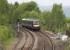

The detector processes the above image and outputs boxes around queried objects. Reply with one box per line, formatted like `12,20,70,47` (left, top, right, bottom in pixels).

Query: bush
65,38,70,50
0,25,15,46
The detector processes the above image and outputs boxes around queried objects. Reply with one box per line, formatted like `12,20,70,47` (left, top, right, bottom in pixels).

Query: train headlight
33,25,39,27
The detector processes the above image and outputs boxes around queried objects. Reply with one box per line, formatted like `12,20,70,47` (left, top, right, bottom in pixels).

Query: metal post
17,22,20,32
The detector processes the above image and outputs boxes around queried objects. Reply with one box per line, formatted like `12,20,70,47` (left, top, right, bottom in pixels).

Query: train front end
32,20,40,30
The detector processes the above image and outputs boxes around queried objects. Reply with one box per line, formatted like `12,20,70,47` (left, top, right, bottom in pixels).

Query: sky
7,0,70,6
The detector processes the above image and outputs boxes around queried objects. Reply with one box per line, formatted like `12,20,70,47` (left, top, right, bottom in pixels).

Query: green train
21,18,40,30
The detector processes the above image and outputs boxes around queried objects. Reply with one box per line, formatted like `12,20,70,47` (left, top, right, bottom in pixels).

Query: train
21,18,40,30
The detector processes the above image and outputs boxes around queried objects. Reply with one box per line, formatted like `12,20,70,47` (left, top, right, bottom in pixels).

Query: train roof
22,18,39,21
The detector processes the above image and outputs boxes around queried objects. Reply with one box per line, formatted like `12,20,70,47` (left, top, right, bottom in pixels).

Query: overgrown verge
0,25,16,49
65,38,70,50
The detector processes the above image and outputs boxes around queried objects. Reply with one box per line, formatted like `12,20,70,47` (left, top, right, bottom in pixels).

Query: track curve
13,27,55,50
22,28,41,50
21,28,35,50
28,30,43,50
39,30,54,50
13,29,28,50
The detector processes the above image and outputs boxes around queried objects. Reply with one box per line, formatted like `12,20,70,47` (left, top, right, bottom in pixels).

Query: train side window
33,21,39,25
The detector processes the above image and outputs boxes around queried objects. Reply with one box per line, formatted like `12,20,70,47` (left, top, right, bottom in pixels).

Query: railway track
43,31,65,50
24,29,54,50
28,30,43,50
23,28,42,50
13,27,38,50
13,28,28,50
39,30,54,50
29,30,54,50
21,28,35,50
13,27,56,50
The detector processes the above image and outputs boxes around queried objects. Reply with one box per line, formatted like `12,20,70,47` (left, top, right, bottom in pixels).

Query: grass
0,25,16,49
3,37,16,48
65,38,70,50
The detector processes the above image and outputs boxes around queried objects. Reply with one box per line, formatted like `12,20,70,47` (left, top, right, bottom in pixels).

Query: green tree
0,0,10,25
12,1,40,23
15,1,40,15
24,1,40,12
51,4,65,32
21,10,39,19
8,2,19,23
40,11,51,30
0,0,9,14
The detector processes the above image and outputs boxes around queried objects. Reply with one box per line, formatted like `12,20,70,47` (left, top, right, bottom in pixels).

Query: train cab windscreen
33,21,40,27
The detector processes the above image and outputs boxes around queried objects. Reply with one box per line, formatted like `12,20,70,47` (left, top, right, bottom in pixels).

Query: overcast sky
7,0,70,6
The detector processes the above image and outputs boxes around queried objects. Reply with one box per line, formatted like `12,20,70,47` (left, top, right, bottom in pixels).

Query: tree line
0,0,70,32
